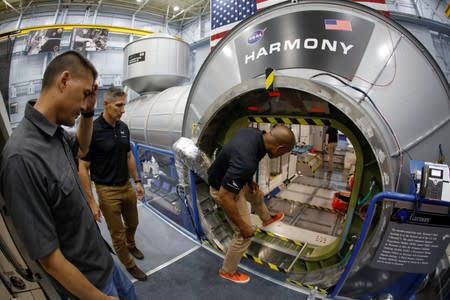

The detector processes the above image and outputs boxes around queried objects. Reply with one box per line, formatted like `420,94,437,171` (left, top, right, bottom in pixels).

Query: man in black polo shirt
0,51,138,299
79,87,147,281
208,125,295,283
325,126,338,172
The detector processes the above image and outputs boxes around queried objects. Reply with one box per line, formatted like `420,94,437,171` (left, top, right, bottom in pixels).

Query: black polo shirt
82,113,131,185
326,127,338,143
208,128,266,193
0,101,113,298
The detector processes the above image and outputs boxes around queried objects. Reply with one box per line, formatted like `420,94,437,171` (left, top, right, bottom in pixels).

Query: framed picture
26,28,63,55
70,28,109,52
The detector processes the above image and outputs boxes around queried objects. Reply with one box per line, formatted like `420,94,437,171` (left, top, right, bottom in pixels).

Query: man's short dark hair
42,50,98,90
104,86,126,100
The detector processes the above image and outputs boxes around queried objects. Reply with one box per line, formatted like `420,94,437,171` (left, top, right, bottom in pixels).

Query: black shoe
127,265,147,281
128,247,144,260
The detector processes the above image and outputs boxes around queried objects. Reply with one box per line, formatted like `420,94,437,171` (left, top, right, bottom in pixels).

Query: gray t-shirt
0,101,113,298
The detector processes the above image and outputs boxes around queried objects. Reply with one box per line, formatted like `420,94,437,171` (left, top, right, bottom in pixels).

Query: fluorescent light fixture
173,5,180,11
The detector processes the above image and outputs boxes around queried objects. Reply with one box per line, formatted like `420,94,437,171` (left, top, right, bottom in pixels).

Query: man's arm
38,248,117,300
218,187,254,238
76,115,93,158
76,84,97,159
78,159,101,221
127,151,144,200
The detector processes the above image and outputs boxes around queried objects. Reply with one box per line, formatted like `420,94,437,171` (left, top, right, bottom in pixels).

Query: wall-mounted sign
128,52,145,65
371,209,450,273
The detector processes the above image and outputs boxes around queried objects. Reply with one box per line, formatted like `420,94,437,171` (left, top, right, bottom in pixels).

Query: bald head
270,125,296,149
264,124,296,158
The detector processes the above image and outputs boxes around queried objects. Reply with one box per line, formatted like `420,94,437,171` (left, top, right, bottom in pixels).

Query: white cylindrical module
123,33,190,93
123,85,191,150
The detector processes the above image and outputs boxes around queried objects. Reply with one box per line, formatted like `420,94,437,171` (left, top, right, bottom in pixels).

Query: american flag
210,0,389,48
324,19,353,31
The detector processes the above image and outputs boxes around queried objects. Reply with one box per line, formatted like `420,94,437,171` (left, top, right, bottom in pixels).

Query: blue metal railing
331,191,450,299
130,142,203,240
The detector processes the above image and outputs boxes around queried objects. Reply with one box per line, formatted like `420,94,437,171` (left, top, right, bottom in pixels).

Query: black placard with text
234,11,374,80
371,209,450,273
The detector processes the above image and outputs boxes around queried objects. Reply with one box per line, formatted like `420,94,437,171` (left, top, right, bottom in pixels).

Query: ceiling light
173,5,180,12
137,0,143,3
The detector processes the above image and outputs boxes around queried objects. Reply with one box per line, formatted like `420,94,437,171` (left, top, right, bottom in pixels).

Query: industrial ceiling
0,0,210,25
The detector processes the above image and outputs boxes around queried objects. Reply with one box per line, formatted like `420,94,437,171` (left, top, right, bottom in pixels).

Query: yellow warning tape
265,69,275,90
243,253,288,273
202,231,295,273
248,116,331,126
287,278,328,295
203,239,287,272
255,227,303,247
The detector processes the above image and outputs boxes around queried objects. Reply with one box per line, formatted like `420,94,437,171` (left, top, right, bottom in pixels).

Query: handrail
131,142,177,179
330,191,450,298
130,142,203,240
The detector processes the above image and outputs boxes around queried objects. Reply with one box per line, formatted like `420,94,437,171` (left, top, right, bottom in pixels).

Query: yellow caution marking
287,278,329,295
265,69,275,90
248,116,331,127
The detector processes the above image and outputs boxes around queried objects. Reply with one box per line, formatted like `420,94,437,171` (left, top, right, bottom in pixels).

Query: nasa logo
247,28,266,45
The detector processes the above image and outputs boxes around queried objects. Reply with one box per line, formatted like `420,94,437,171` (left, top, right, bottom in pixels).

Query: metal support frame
330,191,450,299
131,142,204,240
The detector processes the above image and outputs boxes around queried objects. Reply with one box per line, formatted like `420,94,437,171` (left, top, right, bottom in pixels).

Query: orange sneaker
219,270,250,283
263,212,284,226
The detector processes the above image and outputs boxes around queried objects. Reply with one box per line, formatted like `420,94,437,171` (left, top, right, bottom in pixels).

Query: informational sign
128,52,146,65
371,210,450,273
234,11,374,80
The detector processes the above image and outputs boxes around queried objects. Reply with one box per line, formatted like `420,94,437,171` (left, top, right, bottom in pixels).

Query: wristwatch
81,111,95,118
134,180,142,184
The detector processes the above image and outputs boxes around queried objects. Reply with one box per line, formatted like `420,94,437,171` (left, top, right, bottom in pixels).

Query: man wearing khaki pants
79,87,147,281
208,125,295,283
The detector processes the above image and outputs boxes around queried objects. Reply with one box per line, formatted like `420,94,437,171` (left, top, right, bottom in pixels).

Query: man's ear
57,71,70,93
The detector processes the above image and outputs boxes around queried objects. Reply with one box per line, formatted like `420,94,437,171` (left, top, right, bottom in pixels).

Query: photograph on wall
26,28,63,55
70,28,109,52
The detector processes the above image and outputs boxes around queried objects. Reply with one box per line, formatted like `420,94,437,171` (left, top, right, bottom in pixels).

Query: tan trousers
210,185,271,273
328,142,337,171
95,182,138,269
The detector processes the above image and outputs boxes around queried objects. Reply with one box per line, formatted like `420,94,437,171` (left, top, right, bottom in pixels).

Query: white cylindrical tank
123,33,190,93
123,85,191,149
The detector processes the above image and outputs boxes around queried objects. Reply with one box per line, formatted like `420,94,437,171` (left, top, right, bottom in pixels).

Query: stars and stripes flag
210,0,389,48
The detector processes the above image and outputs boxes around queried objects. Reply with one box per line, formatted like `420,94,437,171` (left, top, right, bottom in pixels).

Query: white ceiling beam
169,0,203,22
2,0,20,13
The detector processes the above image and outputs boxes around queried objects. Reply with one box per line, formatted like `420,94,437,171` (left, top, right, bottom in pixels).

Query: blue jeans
63,260,140,300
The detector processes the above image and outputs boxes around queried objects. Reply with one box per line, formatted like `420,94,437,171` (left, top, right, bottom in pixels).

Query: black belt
96,180,128,187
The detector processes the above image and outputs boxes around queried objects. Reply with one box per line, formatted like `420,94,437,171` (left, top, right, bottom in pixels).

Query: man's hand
89,201,101,222
248,181,259,194
86,83,98,112
240,224,255,239
135,182,145,201
105,296,119,300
